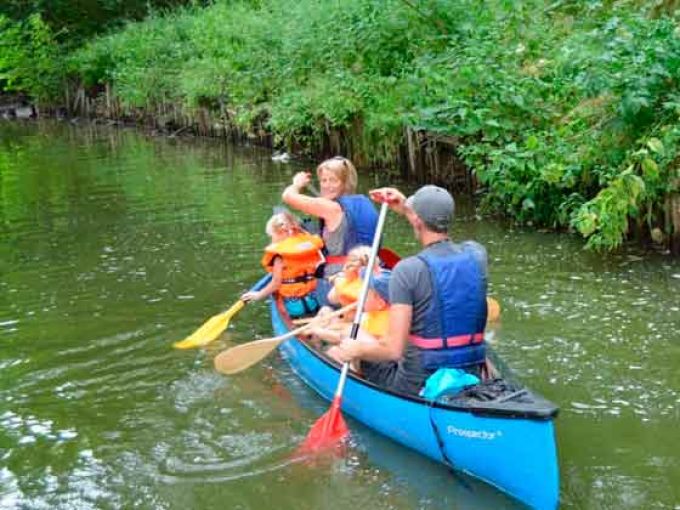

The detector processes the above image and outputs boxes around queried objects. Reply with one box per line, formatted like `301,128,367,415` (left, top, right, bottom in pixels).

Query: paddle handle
227,273,272,317
334,202,389,399
268,302,356,344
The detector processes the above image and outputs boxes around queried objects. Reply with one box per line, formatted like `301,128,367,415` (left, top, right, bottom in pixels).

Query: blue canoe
270,300,560,509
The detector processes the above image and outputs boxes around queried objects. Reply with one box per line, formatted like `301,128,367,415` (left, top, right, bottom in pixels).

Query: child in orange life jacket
326,245,372,310
310,268,391,350
241,211,324,319
311,245,373,336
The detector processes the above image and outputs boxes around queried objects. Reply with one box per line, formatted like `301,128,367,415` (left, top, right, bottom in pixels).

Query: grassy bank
2,0,679,252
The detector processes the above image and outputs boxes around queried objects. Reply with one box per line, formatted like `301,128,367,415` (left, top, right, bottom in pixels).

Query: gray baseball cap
405,185,455,232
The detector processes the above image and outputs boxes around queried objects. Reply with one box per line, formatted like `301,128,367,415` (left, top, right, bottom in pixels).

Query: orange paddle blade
487,297,501,323
297,396,349,456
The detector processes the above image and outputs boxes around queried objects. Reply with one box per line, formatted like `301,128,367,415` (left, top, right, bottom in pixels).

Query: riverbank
32,85,478,191
6,89,680,256
2,0,679,253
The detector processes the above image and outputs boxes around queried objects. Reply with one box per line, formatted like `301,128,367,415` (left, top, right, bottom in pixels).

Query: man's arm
328,303,412,363
369,187,411,217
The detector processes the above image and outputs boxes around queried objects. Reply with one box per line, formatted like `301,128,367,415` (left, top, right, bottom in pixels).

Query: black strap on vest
281,273,315,284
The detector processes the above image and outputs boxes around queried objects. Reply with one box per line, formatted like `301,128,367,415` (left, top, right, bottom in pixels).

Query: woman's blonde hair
265,210,303,237
316,156,358,195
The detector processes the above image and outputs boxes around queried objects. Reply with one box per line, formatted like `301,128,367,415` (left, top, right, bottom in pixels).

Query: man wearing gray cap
328,185,488,396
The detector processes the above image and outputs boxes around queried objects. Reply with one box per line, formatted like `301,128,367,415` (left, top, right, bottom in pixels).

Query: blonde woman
282,156,378,305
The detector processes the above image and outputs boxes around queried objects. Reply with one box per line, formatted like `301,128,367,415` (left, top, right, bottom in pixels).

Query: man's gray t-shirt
366,239,487,395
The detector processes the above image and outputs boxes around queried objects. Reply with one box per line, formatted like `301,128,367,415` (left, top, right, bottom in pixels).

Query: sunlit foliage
3,0,680,250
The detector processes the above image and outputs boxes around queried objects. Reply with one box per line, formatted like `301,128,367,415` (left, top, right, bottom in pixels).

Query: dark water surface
1,121,679,509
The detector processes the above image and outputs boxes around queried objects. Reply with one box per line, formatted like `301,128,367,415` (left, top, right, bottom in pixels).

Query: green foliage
5,0,680,250
408,1,680,249
0,13,64,100
573,127,680,249
0,0,200,42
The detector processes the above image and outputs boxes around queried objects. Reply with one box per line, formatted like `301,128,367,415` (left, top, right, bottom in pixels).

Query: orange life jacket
362,310,390,337
261,233,325,298
332,274,363,307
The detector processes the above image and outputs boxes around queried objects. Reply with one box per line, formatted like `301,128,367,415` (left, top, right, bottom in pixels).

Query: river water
1,121,678,509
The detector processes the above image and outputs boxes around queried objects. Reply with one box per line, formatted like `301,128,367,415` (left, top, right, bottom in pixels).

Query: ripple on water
0,319,20,332
0,410,78,445
170,369,233,413
0,467,22,509
148,367,302,485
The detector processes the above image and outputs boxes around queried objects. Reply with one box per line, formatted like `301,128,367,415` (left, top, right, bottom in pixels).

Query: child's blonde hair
265,210,303,237
345,245,371,269
316,156,358,195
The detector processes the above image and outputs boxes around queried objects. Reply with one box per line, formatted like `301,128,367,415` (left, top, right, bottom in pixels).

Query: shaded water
1,121,679,509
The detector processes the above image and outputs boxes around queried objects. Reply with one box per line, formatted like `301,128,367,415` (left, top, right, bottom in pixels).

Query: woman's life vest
409,250,488,370
261,233,325,298
322,195,378,265
332,273,363,307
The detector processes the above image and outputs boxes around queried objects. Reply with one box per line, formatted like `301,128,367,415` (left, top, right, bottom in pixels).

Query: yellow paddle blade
173,300,245,349
487,297,501,323
213,337,284,375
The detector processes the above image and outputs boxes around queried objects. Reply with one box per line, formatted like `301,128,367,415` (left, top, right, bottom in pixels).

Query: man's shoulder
389,254,430,303
458,240,487,257
393,254,428,276
455,240,488,274
459,239,486,251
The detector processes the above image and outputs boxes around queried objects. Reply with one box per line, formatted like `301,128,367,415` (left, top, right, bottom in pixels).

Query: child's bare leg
309,323,349,346
316,305,335,318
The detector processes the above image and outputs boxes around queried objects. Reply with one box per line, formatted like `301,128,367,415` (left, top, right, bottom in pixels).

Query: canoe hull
271,302,559,509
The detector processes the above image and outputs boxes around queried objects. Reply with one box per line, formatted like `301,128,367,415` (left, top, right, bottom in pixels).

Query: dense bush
3,0,680,250
0,13,64,101
0,0,200,42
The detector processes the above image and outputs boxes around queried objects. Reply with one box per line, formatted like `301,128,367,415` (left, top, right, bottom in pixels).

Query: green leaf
646,138,664,154
525,135,539,150
540,163,564,184
577,211,598,237
641,158,659,180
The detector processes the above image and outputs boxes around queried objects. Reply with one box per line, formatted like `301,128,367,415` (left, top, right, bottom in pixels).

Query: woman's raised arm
282,171,342,225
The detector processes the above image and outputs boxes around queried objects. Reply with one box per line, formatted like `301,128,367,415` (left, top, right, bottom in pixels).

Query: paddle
297,201,390,455
173,274,273,349
213,302,357,375
487,296,501,323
